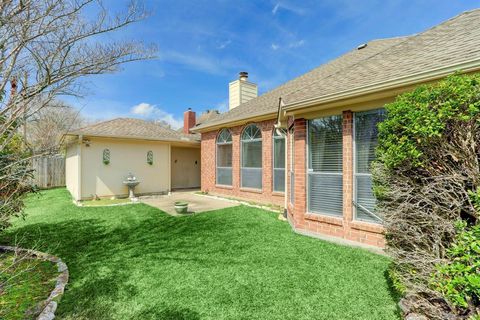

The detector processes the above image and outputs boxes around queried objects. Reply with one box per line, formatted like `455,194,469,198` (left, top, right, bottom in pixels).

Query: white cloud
272,2,306,15
131,103,183,129
215,99,228,112
270,40,304,51
217,39,232,49
288,39,305,48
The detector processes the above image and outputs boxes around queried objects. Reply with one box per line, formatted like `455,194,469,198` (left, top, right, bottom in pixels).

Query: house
65,116,201,201
192,10,480,248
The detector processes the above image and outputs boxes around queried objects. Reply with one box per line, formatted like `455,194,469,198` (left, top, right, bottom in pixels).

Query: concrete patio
140,190,239,215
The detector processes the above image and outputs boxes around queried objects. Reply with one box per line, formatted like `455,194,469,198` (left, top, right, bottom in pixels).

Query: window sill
215,184,233,190
272,191,285,196
240,187,263,194
350,221,384,234
305,213,343,226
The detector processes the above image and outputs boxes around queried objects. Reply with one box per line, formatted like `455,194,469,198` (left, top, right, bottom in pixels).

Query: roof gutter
282,58,480,112
64,133,200,145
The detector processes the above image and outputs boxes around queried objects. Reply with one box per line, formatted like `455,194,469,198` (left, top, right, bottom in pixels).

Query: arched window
216,129,232,186
273,129,286,192
241,124,262,189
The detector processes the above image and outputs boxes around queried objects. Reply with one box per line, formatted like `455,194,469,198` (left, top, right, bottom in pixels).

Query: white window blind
289,128,294,204
354,109,386,223
216,129,232,186
308,115,343,216
241,124,262,189
273,130,286,192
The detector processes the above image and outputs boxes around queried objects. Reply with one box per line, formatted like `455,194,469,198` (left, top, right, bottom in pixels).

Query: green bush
374,73,480,319
377,74,480,170
431,221,480,310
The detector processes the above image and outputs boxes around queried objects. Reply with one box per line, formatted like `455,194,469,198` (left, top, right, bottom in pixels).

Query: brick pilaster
293,118,307,228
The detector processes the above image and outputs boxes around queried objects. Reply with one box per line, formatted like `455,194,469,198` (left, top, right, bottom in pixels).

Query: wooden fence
31,155,65,189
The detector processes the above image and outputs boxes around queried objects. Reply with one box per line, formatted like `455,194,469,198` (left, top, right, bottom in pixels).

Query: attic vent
357,43,368,50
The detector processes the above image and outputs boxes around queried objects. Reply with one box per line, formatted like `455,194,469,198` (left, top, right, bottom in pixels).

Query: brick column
231,127,241,190
293,118,307,228
262,124,273,194
342,111,354,228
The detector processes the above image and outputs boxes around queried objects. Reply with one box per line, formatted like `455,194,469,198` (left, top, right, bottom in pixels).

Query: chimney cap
239,71,248,80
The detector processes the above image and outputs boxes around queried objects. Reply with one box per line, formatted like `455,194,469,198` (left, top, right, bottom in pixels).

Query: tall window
273,129,286,192
216,129,232,186
289,128,294,204
241,124,262,189
354,109,386,223
308,115,343,216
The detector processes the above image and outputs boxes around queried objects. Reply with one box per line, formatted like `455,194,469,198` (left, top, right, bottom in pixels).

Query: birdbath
123,173,140,200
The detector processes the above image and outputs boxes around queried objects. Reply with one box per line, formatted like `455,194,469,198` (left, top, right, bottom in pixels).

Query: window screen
289,128,294,204
354,109,385,223
308,115,343,216
273,130,286,192
216,129,232,186
241,124,262,189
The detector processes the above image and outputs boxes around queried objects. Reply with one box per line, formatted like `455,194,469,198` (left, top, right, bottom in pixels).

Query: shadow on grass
0,213,241,319
0,192,401,319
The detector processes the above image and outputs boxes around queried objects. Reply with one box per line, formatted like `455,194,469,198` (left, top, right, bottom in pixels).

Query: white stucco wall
65,142,80,199
79,137,171,199
171,146,201,189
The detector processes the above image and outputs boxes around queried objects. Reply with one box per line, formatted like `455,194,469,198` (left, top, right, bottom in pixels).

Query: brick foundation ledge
0,245,69,320
286,216,387,256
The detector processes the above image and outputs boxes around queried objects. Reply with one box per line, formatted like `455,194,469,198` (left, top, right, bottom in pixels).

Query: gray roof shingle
69,118,200,143
195,9,480,131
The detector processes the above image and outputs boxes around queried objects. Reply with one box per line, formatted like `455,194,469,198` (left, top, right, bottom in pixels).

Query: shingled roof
68,118,200,143
195,9,480,131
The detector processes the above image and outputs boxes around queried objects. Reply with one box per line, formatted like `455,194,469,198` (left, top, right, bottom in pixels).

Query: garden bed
0,249,58,319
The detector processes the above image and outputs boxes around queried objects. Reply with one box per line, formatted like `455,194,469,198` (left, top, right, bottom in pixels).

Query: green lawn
0,252,57,319
0,189,400,320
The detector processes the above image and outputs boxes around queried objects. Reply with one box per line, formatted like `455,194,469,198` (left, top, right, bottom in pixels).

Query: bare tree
0,0,155,230
27,100,88,154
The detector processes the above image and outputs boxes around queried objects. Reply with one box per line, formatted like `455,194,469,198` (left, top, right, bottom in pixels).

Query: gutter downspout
274,97,288,217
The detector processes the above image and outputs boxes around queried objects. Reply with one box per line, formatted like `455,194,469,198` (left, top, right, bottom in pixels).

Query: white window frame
240,124,262,189
353,109,385,224
289,127,294,204
306,115,343,217
216,128,233,186
272,129,286,193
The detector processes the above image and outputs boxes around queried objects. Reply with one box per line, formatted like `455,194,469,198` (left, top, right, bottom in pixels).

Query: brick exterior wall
201,113,385,248
201,119,284,206
286,113,385,248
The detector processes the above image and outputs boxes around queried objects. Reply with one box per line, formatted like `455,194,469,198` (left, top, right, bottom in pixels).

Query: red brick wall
201,119,284,206
287,113,385,248
201,114,385,248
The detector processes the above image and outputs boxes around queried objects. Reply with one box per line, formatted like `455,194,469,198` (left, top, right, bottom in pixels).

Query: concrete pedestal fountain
123,173,140,201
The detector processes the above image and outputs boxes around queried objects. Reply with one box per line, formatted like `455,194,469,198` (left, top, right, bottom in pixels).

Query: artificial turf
0,188,400,319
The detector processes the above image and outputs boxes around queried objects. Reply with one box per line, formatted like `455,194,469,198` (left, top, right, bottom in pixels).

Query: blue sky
67,0,480,128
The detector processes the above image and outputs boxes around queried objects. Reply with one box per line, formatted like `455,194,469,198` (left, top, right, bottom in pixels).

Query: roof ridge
283,37,411,103
73,117,125,133
284,9,479,103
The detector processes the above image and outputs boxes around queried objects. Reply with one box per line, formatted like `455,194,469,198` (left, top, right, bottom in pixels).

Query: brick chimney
183,108,196,134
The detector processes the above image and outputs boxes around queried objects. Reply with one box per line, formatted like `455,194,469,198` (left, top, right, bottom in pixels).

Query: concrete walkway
140,190,239,216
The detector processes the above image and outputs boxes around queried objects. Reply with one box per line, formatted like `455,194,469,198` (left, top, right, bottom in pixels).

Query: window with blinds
308,115,343,216
354,109,386,223
241,124,262,189
216,129,232,186
273,129,286,192
289,128,294,204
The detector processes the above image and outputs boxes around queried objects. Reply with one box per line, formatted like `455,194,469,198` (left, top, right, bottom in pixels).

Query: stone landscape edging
0,245,69,320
